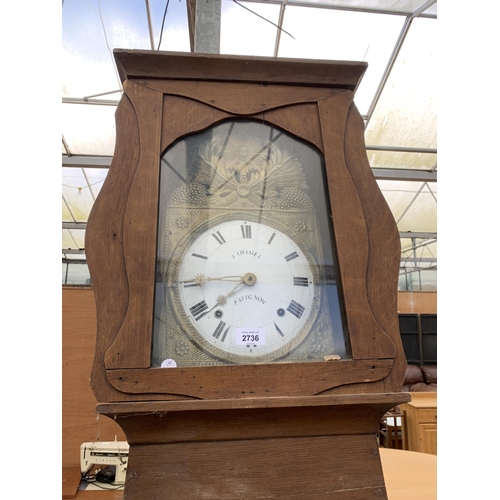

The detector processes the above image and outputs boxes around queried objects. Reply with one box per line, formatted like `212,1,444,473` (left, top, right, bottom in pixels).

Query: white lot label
235,328,266,345
161,359,177,368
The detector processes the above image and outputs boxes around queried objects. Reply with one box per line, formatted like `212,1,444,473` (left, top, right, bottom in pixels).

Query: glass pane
399,268,437,291
285,1,437,16
62,0,189,98
84,168,108,199
62,262,68,284
220,0,281,57
368,150,437,170
62,167,96,222
65,262,92,285
62,229,86,251
152,119,348,367
365,17,437,149
377,180,437,232
401,237,437,261
62,199,73,223
62,104,117,156
278,7,405,115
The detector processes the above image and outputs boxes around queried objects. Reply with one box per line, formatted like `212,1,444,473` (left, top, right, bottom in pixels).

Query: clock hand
180,274,245,286
207,272,257,311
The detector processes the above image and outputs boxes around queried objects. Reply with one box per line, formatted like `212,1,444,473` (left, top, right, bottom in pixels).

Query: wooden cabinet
401,392,437,455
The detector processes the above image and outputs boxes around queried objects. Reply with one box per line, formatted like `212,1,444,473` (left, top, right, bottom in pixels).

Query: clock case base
98,393,410,499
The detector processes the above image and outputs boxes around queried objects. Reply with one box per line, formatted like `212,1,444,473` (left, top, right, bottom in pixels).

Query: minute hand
180,275,244,285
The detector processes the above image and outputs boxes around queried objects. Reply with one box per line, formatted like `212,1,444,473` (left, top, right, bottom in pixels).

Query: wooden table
380,448,437,500
63,448,436,500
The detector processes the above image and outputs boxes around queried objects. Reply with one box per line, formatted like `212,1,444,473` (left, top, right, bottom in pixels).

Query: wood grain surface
106,359,393,397
85,50,406,404
113,49,367,91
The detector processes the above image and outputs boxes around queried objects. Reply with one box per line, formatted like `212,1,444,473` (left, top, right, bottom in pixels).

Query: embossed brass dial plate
152,120,348,367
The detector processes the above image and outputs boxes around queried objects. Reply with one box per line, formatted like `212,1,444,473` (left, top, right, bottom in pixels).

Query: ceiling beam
412,0,437,18
63,221,436,242
63,97,120,106
242,0,436,19
372,168,436,182
399,232,436,239
365,15,413,127
62,155,437,181
401,257,436,263
62,156,111,168
63,222,88,230
366,145,436,154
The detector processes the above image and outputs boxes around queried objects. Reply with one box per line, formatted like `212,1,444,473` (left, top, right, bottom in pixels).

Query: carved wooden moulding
86,49,408,403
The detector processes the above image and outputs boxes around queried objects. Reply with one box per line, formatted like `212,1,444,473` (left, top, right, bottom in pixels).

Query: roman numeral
189,300,209,321
268,232,276,245
192,253,208,259
287,300,305,319
293,277,309,287
285,251,299,262
274,322,284,337
241,225,252,238
212,321,228,340
212,231,226,245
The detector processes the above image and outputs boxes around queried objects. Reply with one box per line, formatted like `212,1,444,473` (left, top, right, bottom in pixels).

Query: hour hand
207,272,258,311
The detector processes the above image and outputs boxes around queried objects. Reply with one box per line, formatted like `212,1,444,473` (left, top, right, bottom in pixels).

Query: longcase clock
86,49,410,499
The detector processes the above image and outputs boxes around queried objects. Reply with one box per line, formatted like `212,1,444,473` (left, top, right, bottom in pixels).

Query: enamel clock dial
152,119,348,367
177,219,315,358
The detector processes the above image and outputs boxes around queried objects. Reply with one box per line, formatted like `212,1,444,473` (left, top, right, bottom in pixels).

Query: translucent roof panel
84,168,109,199
61,0,437,279
62,103,117,156
62,0,190,98
365,17,436,149
400,238,437,261
279,1,436,16
220,0,281,57
62,228,86,251
378,180,437,233
62,167,98,222
278,5,405,115
368,150,437,170
62,198,73,223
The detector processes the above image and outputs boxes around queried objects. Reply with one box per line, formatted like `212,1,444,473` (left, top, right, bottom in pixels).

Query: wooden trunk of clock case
124,436,387,500
97,393,404,500
84,51,410,500
86,72,405,403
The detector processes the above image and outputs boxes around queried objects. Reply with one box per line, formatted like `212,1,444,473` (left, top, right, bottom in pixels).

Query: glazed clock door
152,119,349,367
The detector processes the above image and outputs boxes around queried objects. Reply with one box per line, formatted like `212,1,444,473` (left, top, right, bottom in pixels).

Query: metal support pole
194,0,221,53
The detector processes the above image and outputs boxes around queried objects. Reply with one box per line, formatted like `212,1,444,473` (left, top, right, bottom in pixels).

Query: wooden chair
378,407,406,450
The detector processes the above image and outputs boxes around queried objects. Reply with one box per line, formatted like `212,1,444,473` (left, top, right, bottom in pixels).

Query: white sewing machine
80,440,129,484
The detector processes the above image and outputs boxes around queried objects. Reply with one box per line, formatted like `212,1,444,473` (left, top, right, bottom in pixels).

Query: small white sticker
235,328,266,345
161,359,177,368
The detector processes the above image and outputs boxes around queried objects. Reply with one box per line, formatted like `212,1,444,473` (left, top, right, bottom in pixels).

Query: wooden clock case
86,49,410,499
